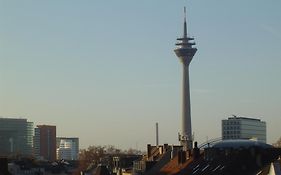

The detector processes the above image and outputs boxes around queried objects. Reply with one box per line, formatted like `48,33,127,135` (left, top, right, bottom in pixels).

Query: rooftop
226,116,262,122
212,139,273,149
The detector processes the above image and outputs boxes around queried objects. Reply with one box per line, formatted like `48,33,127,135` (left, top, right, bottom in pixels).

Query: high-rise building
174,7,197,150
34,125,56,161
56,137,79,160
0,118,33,156
222,116,266,143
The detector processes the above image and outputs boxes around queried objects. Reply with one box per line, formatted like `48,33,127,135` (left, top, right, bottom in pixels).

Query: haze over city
1,0,281,150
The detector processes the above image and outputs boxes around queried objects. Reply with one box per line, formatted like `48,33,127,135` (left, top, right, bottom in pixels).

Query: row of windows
223,131,240,134
223,126,240,130
223,121,240,125
223,135,241,139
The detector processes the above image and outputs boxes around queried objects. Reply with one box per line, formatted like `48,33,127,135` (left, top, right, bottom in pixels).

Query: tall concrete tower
174,7,197,150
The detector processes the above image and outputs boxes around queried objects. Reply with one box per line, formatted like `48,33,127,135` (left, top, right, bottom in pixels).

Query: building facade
0,118,33,156
222,116,266,143
34,125,56,161
56,137,79,160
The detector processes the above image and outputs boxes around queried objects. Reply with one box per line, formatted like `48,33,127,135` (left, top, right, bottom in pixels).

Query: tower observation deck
174,7,197,150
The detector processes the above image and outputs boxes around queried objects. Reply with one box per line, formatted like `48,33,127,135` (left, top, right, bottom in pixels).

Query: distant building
56,137,79,160
112,154,142,174
222,116,266,143
0,118,33,156
34,125,56,161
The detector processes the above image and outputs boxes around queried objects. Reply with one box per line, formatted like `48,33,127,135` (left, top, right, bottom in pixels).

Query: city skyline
1,1,281,150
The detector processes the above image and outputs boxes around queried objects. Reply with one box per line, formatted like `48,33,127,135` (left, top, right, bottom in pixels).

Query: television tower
174,7,197,150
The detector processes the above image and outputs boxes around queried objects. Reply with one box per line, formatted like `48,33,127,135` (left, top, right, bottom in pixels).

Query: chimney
147,144,151,158
156,122,159,146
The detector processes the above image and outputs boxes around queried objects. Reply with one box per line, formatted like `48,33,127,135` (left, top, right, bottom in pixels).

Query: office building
0,118,33,156
56,137,79,160
34,125,56,161
222,116,266,143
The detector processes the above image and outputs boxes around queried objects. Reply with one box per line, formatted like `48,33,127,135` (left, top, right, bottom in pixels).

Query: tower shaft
182,63,192,149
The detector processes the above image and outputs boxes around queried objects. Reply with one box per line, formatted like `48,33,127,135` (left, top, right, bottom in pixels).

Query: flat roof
212,139,272,149
227,116,261,121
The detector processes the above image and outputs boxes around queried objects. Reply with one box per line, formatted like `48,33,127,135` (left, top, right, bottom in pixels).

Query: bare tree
105,145,121,155
124,148,143,155
73,145,143,174
73,145,124,174
273,137,281,147
73,145,106,174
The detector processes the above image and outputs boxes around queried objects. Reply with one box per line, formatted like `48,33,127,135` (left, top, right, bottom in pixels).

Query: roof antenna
184,6,186,21
183,6,187,38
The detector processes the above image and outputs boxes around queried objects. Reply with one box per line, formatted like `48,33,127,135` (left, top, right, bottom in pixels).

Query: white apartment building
222,116,266,143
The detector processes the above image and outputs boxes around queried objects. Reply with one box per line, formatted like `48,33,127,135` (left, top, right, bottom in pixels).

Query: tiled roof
158,155,194,175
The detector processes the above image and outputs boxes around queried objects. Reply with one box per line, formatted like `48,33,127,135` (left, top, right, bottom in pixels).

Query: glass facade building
56,137,79,160
0,118,33,156
222,116,266,143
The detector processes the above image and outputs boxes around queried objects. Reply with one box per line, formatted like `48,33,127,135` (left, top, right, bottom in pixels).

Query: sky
1,0,281,150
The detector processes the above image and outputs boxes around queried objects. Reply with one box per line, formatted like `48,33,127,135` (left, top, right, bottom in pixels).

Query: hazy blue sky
1,0,281,150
